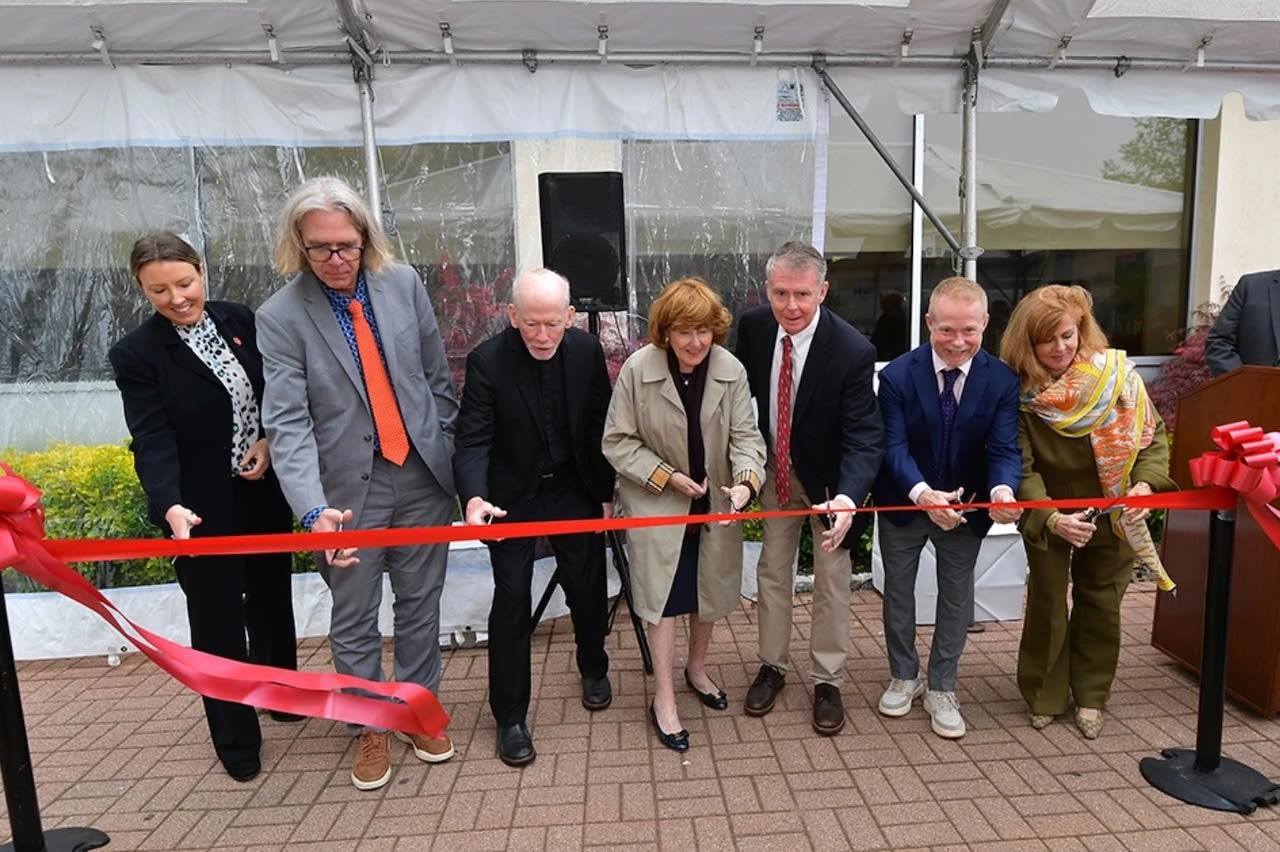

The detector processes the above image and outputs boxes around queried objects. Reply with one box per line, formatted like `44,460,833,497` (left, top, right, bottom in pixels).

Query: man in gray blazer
257,176,458,791
1205,269,1280,375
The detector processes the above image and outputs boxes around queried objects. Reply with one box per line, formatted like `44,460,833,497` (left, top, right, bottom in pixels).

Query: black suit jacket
108,300,289,535
1205,269,1280,376
453,326,615,508
735,304,884,545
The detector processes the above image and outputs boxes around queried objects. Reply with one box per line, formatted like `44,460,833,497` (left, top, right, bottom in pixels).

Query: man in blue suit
872,276,1023,739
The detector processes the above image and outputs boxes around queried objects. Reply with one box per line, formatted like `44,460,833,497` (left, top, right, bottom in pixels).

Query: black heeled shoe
649,704,689,752
684,669,728,710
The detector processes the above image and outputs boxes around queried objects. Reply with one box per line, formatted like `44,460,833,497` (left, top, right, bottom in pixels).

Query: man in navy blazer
736,241,884,736
872,276,1022,739
1205,269,1280,375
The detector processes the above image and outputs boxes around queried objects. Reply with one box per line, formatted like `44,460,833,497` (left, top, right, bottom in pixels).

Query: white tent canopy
2,0,1280,156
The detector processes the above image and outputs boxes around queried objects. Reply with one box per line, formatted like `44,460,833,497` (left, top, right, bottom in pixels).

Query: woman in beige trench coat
603,278,766,752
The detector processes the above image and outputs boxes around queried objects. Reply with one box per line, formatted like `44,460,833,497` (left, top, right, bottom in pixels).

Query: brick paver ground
6,581,1280,850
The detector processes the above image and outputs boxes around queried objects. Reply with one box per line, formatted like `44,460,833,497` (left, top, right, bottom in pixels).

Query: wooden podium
1152,366,1280,715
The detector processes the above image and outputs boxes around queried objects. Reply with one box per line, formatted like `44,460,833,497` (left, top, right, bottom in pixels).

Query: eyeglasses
305,244,364,262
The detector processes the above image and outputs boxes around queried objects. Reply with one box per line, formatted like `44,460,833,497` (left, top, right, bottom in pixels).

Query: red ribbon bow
0,463,449,738
1187,420,1280,550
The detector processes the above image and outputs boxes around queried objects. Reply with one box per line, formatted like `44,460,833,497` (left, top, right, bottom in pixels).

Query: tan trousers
755,460,852,686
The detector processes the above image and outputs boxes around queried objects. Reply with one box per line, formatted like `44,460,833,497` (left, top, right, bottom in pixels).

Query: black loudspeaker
538,171,627,311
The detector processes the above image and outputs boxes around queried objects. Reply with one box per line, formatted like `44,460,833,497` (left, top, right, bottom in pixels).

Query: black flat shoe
684,669,728,710
497,722,536,767
222,758,261,782
649,704,689,752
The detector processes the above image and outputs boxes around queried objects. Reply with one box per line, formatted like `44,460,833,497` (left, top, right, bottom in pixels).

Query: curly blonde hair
999,284,1109,391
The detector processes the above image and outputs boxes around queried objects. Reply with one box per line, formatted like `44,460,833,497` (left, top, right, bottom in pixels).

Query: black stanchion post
1140,508,1280,813
0,584,109,851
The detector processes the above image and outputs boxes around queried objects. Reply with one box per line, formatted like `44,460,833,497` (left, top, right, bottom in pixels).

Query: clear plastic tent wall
0,63,819,454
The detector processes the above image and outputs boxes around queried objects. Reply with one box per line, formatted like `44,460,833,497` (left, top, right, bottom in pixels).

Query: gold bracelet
1046,511,1062,534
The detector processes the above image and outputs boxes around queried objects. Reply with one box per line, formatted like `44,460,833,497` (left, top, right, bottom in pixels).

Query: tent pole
961,38,982,279
813,60,960,255
357,71,382,221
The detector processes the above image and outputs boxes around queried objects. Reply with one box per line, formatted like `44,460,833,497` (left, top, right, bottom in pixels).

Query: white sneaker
878,677,924,717
923,690,966,739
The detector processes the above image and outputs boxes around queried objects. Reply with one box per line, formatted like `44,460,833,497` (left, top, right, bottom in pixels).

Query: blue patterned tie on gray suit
937,368,960,490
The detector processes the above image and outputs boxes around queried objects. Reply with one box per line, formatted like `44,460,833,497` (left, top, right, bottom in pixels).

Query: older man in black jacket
454,268,616,767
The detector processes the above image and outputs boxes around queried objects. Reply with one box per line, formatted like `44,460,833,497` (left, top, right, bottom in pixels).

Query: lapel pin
232,336,242,346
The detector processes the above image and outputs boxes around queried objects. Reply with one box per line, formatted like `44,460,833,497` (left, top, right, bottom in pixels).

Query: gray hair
272,176,394,275
765,240,827,282
511,268,571,310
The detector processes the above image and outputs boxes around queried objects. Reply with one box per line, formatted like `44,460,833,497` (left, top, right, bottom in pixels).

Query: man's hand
237,438,271,481
314,507,358,567
989,486,1022,525
602,502,614,519
464,496,508,526
917,487,964,531
164,503,202,540
814,494,855,551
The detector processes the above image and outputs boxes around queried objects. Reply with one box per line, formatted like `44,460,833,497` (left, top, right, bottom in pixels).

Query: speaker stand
532,530,653,674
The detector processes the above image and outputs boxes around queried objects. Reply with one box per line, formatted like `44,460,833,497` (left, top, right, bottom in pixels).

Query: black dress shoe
744,664,785,717
497,723,536,767
684,669,728,710
268,710,306,723
222,758,261,782
649,704,689,752
581,675,613,711
812,683,846,736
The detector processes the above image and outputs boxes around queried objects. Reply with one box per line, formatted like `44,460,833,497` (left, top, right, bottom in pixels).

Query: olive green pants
1017,527,1132,715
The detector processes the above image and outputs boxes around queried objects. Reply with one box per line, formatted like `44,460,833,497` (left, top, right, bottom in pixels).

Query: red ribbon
0,464,449,738
1187,420,1280,550
0,453,1245,738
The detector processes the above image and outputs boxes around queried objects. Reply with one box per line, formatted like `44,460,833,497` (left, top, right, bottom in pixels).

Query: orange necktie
775,334,794,506
348,300,410,466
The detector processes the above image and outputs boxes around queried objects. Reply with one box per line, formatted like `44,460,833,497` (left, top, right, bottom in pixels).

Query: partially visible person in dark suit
454,268,616,768
1205,269,1280,375
1000,284,1176,739
735,241,884,736
872,276,1022,740
109,232,299,783
870,290,909,362
604,277,766,752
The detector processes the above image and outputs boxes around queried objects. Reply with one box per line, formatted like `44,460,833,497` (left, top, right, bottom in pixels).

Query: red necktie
348,300,410,466
775,335,794,506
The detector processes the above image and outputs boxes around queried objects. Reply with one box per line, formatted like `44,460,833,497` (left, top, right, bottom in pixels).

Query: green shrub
1,443,314,592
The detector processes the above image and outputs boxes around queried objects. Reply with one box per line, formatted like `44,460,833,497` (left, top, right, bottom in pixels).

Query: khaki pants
755,460,853,686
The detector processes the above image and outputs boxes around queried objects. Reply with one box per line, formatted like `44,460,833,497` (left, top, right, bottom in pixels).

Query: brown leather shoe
744,664,786,717
812,683,845,735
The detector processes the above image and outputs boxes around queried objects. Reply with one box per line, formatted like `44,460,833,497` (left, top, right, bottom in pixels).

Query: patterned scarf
1022,349,1171,588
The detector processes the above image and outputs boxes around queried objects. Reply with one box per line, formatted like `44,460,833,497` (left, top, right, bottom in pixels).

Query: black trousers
174,475,297,769
487,472,609,726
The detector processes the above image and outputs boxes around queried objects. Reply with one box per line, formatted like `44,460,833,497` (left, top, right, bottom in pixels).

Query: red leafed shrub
428,253,513,393
1148,277,1232,431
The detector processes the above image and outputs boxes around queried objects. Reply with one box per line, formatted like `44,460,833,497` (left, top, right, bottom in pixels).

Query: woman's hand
1052,510,1097,549
716,483,752,525
668,473,708,499
237,438,270,480
1123,481,1153,522
164,503,202,539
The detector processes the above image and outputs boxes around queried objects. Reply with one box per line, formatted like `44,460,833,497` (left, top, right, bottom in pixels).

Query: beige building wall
511,139,620,276
1195,93,1280,311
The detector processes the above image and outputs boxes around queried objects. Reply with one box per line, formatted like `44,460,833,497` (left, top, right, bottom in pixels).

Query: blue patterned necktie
937,368,961,490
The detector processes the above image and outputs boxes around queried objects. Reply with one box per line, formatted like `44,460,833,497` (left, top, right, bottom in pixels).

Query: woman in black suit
109,233,299,782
